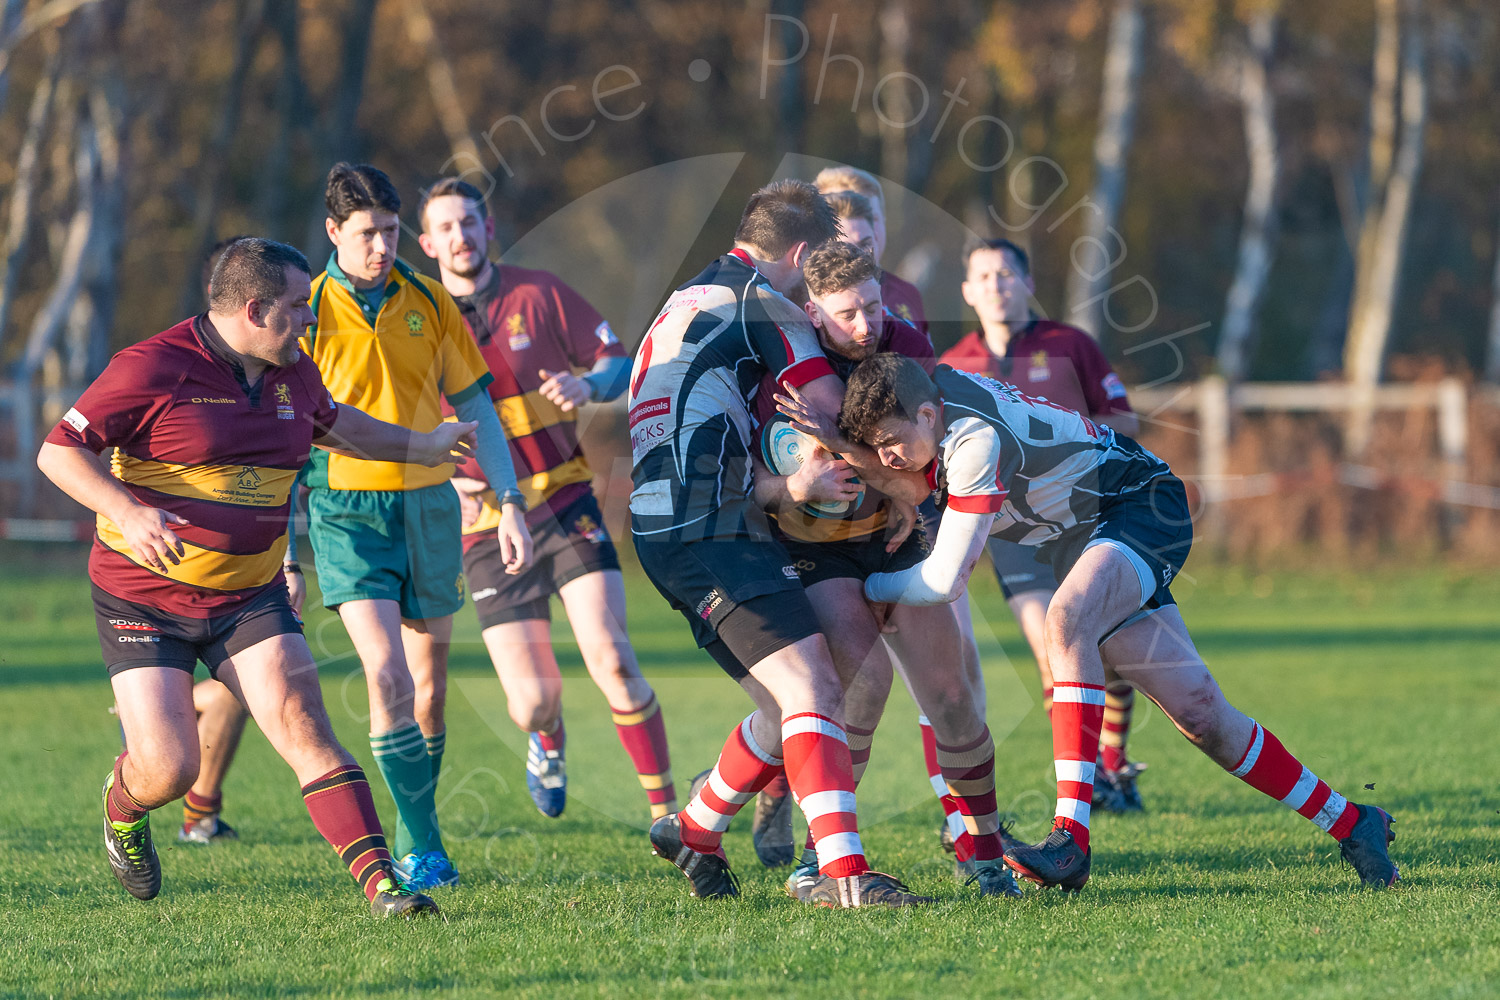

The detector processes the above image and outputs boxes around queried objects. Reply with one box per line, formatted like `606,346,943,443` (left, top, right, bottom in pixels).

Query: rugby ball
760,415,864,518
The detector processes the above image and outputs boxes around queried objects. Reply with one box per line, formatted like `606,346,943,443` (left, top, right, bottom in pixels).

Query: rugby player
833,354,1400,891
812,164,928,336
301,163,533,892
630,180,931,907
941,238,1146,812
37,238,449,916
767,242,1023,899
417,178,675,822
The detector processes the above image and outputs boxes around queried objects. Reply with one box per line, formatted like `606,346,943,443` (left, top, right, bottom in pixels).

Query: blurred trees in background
1,0,1499,515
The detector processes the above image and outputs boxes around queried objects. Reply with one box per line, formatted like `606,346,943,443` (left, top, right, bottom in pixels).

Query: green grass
2,545,1498,999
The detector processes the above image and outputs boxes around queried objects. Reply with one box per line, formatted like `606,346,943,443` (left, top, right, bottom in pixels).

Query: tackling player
417,178,675,823
942,238,1146,811
630,180,931,907
37,238,453,916
834,354,1400,891
301,163,533,892
767,242,1023,899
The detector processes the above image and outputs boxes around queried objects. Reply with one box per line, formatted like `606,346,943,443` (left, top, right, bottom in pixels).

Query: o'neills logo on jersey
628,397,672,460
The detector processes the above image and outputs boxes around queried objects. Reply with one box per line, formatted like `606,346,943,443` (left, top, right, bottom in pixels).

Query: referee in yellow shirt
299,163,532,891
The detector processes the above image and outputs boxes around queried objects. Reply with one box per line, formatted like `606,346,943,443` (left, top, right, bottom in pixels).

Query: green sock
426,729,446,784
370,724,442,858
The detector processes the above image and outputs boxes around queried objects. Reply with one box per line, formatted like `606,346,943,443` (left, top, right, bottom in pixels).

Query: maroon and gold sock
183,789,221,828
300,764,399,901
537,718,565,754
611,695,677,820
106,752,149,824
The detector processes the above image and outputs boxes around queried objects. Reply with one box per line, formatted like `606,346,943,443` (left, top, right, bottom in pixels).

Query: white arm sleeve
864,509,993,605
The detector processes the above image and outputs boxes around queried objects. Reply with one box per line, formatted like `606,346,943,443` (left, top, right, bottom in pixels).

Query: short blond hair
814,165,884,210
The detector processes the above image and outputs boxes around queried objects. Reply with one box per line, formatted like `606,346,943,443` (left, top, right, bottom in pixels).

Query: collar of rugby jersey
191,312,264,405
453,259,503,345
324,251,399,321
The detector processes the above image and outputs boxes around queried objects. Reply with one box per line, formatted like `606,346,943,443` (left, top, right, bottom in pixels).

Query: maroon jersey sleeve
45,345,178,453
1068,330,1133,417
548,275,625,369
885,312,937,375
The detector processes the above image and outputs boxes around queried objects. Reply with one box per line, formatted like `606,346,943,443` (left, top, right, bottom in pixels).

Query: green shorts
306,483,466,621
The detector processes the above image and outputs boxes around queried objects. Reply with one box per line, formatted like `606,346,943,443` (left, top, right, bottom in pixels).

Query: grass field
2,545,1498,999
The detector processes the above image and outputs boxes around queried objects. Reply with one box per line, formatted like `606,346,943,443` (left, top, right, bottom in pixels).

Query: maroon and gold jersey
880,271,928,340
448,264,625,540
940,321,1133,420
45,316,338,617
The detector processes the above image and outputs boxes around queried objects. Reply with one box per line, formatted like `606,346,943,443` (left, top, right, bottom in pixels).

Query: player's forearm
453,393,522,502
312,404,420,462
36,442,143,525
864,509,991,605
751,457,797,513
581,355,630,403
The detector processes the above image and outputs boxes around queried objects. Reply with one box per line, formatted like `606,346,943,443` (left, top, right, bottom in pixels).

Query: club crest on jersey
1028,350,1050,381
894,304,912,322
506,313,531,351
572,514,607,544
275,382,295,418
405,310,426,335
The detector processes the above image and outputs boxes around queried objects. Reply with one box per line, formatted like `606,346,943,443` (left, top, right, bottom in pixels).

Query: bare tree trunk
303,0,378,259
0,0,27,112
877,0,911,189
0,36,62,348
255,0,307,240
1487,196,1500,382
771,0,806,155
400,0,481,173
176,0,267,320
1064,0,1144,340
1344,0,1427,455
1217,9,1281,384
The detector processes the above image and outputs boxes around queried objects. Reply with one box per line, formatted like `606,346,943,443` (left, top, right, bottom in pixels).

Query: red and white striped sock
937,728,1003,861
920,715,972,860
679,715,783,854
799,724,874,859
783,712,867,878
1228,721,1359,839
1052,682,1106,852
1101,682,1135,772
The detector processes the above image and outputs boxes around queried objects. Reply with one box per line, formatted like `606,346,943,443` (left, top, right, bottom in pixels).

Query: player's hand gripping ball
761,415,865,518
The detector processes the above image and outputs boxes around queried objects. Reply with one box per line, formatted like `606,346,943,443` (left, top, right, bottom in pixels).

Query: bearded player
631,180,932,907
417,177,676,824
831,354,1399,892
765,242,1024,899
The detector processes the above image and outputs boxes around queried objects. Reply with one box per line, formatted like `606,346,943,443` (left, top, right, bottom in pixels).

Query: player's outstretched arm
36,441,189,573
312,405,479,467
864,509,991,606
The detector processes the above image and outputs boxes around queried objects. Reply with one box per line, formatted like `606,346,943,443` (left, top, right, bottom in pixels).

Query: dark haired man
830,353,1399,892
417,178,676,824
37,237,469,916
630,180,931,907
300,163,533,891
943,238,1146,811
767,243,1023,899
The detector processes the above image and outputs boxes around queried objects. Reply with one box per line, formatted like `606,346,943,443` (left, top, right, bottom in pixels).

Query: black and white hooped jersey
628,250,834,539
929,365,1171,546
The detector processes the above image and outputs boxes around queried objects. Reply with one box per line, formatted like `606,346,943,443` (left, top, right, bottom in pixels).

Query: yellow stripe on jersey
496,390,577,439
97,517,288,591
303,264,492,492
113,454,298,509
461,456,595,536
772,507,890,544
